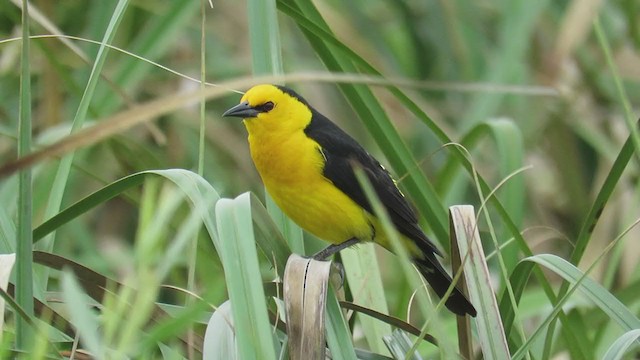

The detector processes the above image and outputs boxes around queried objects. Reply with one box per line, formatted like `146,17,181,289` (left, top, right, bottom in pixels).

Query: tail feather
414,256,477,317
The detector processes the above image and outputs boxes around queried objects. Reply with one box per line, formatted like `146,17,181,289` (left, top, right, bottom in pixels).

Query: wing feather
304,109,440,256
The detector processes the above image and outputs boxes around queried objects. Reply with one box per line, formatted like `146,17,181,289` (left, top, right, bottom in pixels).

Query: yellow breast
247,131,372,244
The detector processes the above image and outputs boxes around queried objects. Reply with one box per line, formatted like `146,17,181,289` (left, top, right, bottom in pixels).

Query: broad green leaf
215,193,278,359
204,301,238,360
248,192,291,276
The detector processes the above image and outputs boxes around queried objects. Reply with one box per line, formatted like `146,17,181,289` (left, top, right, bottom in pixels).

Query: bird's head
223,84,312,136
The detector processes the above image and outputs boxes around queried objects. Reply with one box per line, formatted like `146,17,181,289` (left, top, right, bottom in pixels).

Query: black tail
414,256,477,317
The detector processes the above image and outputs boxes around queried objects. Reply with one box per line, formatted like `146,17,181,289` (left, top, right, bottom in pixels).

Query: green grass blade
248,192,291,276
601,329,640,360
34,169,221,252
0,186,17,254
247,0,283,76
462,0,550,128
437,119,525,272
499,260,533,350
511,254,640,360
325,285,357,360
203,300,239,360
450,206,510,360
530,254,640,331
383,330,424,360
61,270,105,359
94,1,199,113
139,296,212,354
593,18,640,162
43,0,129,224
215,193,278,359
37,0,130,301
541,17,640,360
0,254,16,336
16,0,34,348
342,245,391,355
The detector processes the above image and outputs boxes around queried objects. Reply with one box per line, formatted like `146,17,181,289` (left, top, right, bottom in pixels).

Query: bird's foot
311,237,360,261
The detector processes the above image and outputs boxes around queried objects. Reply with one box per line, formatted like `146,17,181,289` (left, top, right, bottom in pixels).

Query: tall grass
0,0,638,358
16,0,33,349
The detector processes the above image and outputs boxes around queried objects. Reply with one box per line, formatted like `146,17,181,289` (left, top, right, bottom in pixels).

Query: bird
223,84,476,317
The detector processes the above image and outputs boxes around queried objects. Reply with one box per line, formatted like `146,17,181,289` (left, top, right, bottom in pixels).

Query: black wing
304,108,441,257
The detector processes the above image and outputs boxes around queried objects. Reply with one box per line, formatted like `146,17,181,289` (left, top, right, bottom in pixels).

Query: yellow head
222,84,312,136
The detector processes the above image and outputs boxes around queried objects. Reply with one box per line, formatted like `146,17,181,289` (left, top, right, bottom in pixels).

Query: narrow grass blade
61,270,105,359
354,348,394,360
437,120,526,264
462,0,550,128
41,0,130,244
37,0,130,307
0,206,16,257
5,287,73,342
138,295,211,355
499,261,533,350
594,18,640,162
325,284,357,360
215,193,278,359
383,330,424,360
526,254,640,331
338,301,436,346
0,254,16,337
33,169,221,252
601,329,640,360
33,251,112,302
94,1,199,113
569,114,639,258
248,192,291,276
16,0,34,347
35,251,203,353
342,245,392,355
450,206,509,360
511,254,640,360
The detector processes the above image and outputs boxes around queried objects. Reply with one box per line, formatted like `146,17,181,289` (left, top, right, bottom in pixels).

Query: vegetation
0,0,638,358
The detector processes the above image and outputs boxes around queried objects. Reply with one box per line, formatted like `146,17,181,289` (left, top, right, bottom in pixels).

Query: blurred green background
0,0,639,358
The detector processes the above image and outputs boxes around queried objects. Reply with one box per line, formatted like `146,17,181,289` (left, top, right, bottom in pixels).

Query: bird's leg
312,237,360,261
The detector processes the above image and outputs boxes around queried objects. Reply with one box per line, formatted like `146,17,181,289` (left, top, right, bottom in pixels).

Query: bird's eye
256,101,275,113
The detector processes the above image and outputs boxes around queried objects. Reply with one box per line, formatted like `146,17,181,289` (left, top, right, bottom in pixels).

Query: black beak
222,101,259,118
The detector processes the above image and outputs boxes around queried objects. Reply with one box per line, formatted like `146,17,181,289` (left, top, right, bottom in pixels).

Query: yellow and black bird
223,84,476,317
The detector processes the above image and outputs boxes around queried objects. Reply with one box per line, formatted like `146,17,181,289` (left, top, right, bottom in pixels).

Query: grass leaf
601,329,640,360
61,270,105,359
215,193,278,359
